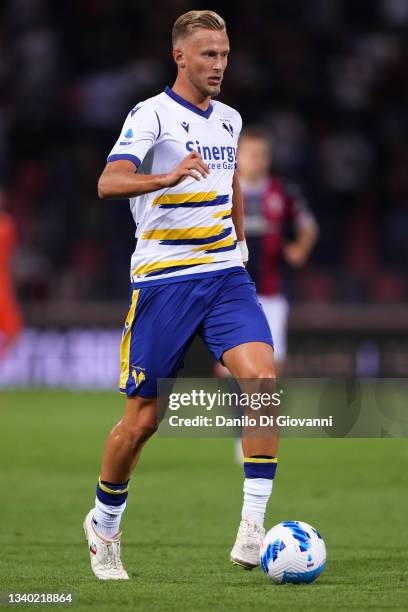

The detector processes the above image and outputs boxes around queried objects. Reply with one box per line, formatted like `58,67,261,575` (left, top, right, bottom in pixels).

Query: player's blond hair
172,10,226,46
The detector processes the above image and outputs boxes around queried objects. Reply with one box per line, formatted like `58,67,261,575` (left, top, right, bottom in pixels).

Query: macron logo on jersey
186,140,237,163
181,121,189,133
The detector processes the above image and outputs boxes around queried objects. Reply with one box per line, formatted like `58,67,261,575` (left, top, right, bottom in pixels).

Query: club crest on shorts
131,366,146,387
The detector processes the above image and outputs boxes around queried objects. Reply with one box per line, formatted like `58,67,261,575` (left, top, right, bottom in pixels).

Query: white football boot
230,519,265,570
83,510,129,580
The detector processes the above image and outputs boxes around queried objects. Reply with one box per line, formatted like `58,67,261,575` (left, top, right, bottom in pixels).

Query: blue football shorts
119,267,273,398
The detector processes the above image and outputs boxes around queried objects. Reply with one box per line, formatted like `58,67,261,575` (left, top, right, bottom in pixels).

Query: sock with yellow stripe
92,477,129,540
242,456,277,527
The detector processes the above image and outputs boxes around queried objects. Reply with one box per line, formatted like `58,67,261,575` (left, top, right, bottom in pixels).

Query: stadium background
1,0,408,386
0,2,407,610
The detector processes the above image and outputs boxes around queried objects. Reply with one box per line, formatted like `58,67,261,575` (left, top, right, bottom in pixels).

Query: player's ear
172,48,186,69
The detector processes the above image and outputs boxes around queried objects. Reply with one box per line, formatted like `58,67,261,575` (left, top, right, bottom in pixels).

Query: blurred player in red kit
239,129,318,369
217,128,318,376
0,189,23,358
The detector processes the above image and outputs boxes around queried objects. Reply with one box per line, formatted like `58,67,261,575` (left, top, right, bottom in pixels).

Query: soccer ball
259,521,326,584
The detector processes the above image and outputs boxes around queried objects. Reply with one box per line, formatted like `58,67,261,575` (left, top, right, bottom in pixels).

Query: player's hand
164,151,210,186
282,242,308,267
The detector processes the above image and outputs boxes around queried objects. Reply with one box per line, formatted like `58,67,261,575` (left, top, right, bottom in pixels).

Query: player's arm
231,170,248,263
98,152,209,200
283,220,318,268
282,183,319,267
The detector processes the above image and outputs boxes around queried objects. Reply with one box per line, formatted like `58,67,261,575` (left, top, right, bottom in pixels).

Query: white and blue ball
260,521,326,584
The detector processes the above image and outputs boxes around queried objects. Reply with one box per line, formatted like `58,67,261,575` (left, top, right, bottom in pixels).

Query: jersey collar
164,86,214,119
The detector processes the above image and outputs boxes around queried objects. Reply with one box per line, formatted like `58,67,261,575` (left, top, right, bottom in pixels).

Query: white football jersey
107,87,243,284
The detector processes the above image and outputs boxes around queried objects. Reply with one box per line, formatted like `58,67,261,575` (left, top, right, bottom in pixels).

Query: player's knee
241,365,276,379
254,369,276,379
122,397,158,443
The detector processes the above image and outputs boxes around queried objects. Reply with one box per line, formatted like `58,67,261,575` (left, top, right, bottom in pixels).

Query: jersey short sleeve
107,102,161,169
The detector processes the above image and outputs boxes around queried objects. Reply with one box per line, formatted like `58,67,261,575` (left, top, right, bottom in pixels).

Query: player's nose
212,58,223,71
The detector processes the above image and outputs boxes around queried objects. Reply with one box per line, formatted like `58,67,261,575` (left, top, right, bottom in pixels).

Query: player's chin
205,83,222,98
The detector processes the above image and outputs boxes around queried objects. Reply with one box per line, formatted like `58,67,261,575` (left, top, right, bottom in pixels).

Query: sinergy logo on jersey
186,140,237,170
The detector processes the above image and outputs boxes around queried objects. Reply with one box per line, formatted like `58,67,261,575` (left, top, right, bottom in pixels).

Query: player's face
178,29,230,98
237,137,271,181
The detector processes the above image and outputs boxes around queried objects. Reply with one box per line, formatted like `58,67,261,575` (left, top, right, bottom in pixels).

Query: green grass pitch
0,390,407,611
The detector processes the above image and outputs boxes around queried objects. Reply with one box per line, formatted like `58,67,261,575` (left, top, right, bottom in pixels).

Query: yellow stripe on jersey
152,191,218,206
119,288,139,390
132,257,215,276
141,225,224,241
192,237,235,252
243,457,278,463
213,208,232,219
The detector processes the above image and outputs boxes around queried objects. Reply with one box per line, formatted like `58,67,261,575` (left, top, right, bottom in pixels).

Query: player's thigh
119,282,205,398
200,268,274,371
